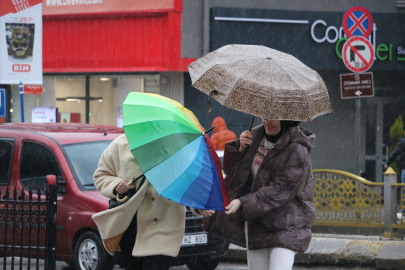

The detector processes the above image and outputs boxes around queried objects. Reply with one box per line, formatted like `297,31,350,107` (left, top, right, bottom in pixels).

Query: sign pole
355,98,361,174
19,81,24,123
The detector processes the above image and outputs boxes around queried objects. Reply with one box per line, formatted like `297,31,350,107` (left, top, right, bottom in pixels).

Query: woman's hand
115,181,135,195
239,131,252,152
199,210,215,217
225,199,241,215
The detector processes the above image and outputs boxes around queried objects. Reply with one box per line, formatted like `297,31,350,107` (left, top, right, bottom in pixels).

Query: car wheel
74,231,114,270
186,257,221,270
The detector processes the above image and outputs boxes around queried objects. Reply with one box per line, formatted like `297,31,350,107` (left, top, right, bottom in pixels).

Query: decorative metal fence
313,169,384,227
0,185,57,270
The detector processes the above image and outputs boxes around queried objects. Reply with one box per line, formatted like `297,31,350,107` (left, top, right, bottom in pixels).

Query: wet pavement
0,258,377,270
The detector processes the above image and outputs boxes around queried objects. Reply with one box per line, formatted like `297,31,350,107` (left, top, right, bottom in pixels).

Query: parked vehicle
0,123,228,270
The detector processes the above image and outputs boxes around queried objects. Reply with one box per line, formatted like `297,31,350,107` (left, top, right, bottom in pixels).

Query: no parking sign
343,6,373,38
343,36,374,73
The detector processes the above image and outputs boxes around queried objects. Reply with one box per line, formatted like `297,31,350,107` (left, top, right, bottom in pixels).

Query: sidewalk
224,234,405,270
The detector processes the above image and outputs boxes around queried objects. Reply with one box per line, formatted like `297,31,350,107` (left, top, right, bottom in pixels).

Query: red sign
24,85,44,95
42,0,175,16
342,36,374,73
342,6,373,38
0,0,42,16
340,72,374,99
12,64,31,72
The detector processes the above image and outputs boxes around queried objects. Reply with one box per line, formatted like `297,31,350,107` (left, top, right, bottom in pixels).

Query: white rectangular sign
32,107,56,123
0,0,43,84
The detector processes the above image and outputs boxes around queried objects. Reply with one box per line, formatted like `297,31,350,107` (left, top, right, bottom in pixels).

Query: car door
17,133,69,257
0,136,17,251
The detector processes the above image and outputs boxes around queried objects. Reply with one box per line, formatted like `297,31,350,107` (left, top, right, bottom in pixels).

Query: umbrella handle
115,182,135,203
249,116,255,131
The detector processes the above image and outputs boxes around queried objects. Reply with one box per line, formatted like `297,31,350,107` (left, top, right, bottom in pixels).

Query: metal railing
313,169,405,237
313,169,384,227
0,185,57,270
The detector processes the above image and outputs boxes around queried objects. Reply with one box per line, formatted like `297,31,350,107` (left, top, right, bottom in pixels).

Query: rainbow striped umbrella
123,92,229,210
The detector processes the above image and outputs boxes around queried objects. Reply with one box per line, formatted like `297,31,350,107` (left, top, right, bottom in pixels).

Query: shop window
20,141,62,192
0,139,15,185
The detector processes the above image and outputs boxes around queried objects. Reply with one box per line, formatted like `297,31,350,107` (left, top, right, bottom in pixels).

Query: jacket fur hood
256,125,315,153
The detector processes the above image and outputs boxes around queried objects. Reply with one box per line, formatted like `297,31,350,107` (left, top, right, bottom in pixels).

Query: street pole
355,98,361,174
383,167,399,239
19,81,24,123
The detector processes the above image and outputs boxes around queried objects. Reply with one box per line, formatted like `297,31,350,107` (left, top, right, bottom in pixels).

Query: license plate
181,233,207,246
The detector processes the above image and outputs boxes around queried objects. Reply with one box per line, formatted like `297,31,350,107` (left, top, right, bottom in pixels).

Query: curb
224,235,405,269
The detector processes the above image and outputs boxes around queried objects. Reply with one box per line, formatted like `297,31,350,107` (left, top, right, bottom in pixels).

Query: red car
0,123,229,270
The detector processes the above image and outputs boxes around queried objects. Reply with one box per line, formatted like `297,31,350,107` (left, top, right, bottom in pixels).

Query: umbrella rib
156,136,203,195
124,104,201,133
143,135,201,174
223,59,271,106
178,139,216,209
194,56,268,85
269,60,313,119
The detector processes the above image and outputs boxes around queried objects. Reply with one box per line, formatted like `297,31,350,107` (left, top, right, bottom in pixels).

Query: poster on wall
32,107,56,123
0,0,42,84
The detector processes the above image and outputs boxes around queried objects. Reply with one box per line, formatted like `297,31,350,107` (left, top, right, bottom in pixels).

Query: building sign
342,6,373,38
0,0,42,85
211,8,405,71
32,107,56,123
24,84,44,94
340,72,374,99
42,0,174,16
342,36,374,73
0,88,6,118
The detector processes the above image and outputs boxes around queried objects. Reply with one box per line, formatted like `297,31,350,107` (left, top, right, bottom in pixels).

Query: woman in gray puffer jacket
200,119,315,270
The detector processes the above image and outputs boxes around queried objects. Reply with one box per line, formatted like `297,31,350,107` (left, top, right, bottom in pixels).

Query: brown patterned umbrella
188,44,333,122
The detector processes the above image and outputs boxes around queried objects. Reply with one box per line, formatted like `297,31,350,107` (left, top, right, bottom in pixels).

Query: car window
63,140,112,188
20,141,62,192
0,139,15,186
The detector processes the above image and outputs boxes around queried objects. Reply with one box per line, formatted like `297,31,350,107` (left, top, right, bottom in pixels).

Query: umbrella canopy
123,92,229,210
188,44,333,122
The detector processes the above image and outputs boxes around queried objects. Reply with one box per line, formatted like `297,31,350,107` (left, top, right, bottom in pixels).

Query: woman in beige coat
92,134,186,270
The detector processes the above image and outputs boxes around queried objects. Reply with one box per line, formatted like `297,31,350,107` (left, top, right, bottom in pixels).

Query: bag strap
136,175,146,192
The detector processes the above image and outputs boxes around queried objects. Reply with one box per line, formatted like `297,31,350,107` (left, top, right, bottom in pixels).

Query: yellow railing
313,169,384,227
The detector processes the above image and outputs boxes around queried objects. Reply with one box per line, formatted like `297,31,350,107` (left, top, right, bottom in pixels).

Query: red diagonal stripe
348,13,367,35
347,39,369,67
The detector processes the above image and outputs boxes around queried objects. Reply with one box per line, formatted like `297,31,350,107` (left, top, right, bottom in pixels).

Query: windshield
63,140,112,188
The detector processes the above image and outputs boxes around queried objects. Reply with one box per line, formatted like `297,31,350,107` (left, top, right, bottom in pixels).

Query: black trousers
119,213,173,270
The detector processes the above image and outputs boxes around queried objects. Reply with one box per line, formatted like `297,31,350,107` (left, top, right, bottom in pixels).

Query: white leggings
245,222,296,270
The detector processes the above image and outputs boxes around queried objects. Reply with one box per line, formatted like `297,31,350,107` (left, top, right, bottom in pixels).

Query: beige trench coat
92,134,186,257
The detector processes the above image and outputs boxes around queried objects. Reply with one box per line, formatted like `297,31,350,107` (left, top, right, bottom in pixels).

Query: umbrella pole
249,116,255,131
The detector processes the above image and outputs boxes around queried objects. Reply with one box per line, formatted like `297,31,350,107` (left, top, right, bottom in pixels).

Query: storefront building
6,0,194,126
182,0,405,182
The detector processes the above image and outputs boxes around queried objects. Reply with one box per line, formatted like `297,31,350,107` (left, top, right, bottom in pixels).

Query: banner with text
0,0,42,85
43,0,174,16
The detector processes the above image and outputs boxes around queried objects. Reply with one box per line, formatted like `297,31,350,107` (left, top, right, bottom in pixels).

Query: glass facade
9,74,162,126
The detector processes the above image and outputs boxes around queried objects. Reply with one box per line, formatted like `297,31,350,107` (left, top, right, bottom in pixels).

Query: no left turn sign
342,36,374,73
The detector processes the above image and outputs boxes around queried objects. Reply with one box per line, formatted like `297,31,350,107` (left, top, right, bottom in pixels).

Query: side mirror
46,175,57,187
